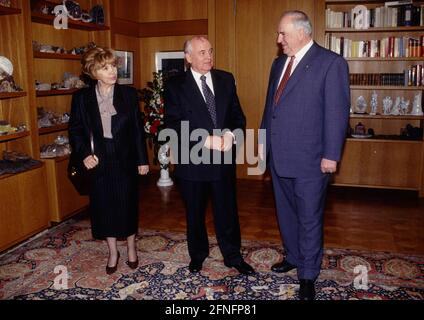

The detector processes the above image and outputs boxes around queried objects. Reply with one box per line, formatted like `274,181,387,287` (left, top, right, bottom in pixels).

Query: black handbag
67,132,94,196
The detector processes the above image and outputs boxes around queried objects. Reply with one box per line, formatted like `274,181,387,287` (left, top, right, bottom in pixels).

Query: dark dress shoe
271,260,297,273
299,279,316,300
188,260,203,273
126,258,139,270
225,260,255,275
106,252,120,275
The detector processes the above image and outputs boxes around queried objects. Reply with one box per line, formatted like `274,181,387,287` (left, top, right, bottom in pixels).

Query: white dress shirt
277,40,314,85
191,68,215,100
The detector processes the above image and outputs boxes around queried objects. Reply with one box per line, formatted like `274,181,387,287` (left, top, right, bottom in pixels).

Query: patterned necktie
274,55,295,105
200,75,217,127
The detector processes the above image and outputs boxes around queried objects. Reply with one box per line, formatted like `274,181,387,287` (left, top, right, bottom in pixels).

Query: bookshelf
323,0,424,196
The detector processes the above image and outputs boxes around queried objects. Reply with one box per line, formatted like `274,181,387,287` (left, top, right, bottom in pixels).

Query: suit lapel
86,85,103,137
271,57,287,100
278,43,319,101
182,71,215,130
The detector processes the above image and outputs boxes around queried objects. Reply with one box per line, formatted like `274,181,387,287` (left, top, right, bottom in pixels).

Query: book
384,0,412,7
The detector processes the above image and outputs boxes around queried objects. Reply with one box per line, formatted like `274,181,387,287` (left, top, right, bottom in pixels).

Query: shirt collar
292,39,314,62
191,68,211,81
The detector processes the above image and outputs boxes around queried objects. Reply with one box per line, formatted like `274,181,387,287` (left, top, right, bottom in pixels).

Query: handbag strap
90,131,94,155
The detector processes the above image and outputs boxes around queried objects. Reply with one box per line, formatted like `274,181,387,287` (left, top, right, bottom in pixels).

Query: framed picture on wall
155,51,186,78
115,50,134,85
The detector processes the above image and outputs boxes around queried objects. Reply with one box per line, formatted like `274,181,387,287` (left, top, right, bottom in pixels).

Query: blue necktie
200,75,217,127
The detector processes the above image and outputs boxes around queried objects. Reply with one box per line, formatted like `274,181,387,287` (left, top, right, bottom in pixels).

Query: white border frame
155,51,186,73
115,50,134,85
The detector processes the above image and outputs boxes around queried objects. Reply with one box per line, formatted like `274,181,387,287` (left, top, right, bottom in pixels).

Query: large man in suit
259,11,350,300
164,36,255,275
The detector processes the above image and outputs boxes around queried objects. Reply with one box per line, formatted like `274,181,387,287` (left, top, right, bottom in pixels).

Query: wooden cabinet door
334,140,422,189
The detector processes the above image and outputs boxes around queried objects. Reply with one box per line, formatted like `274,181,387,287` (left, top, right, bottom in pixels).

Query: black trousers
178,175,242,265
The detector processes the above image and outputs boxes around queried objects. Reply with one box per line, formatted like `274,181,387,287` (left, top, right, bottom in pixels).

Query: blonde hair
81,47,116,79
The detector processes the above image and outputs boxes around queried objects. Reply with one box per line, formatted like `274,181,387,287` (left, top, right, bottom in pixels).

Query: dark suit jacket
260,42,350,178
68,84,148,174
164,69,246,181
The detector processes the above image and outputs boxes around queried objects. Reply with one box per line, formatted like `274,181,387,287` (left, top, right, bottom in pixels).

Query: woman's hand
138,165,149,175
83,155,99,169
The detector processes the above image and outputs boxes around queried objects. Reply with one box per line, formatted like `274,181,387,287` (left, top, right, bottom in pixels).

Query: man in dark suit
164,36,254,275
259,11,350,299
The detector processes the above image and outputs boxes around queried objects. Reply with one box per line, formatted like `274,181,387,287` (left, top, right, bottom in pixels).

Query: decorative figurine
355,96,367,113
390,96,401,115
370,91,378,115
382,96,393,115
410,92,423,116
400,97,410,115
354,122,366,135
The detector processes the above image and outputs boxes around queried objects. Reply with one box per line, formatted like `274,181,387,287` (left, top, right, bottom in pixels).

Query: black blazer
164,69,246,181
68,84,148,174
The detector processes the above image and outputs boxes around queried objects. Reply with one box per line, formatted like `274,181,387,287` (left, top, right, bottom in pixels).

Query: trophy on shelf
410,93,423,116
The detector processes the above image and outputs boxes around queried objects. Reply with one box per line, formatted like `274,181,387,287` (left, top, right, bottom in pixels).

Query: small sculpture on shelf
399,97,410,115
40,134,71,159
0,56,22,93
370,91,378,115
0,1,11,8
355,96,367,113
382,96,393,115
37,107,69,128
354,122,366,135
390,97,401,115
410,92,423,116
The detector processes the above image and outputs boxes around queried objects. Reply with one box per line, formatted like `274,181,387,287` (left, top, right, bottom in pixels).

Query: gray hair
183,36,209,54
281,10,312,36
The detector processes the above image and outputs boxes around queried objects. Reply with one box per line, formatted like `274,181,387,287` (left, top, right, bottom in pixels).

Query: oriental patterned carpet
0,217,423,300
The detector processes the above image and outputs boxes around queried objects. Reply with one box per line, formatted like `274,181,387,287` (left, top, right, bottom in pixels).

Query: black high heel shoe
126,257,139,270
106,252,120,275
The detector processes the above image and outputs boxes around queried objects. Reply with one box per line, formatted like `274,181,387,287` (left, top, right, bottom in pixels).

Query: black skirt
89,138,138,239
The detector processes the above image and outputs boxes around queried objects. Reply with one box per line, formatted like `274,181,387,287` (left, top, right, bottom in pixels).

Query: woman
69,47,149,275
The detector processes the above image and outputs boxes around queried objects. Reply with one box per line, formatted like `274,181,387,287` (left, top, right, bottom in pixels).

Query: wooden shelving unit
36,89,79,96
346,57,424,61
0,161,43,181
31,12,110,31
0,130,30,142
33,51,82,60
0,5,21,16
323,0,424,196
350,114,424,120
0,91,27,99
38,123,68,135
325,26,424,33
0,0,50,252
350,86,424,90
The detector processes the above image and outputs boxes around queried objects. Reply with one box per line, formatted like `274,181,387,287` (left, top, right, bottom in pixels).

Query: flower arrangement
138,71,167,167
